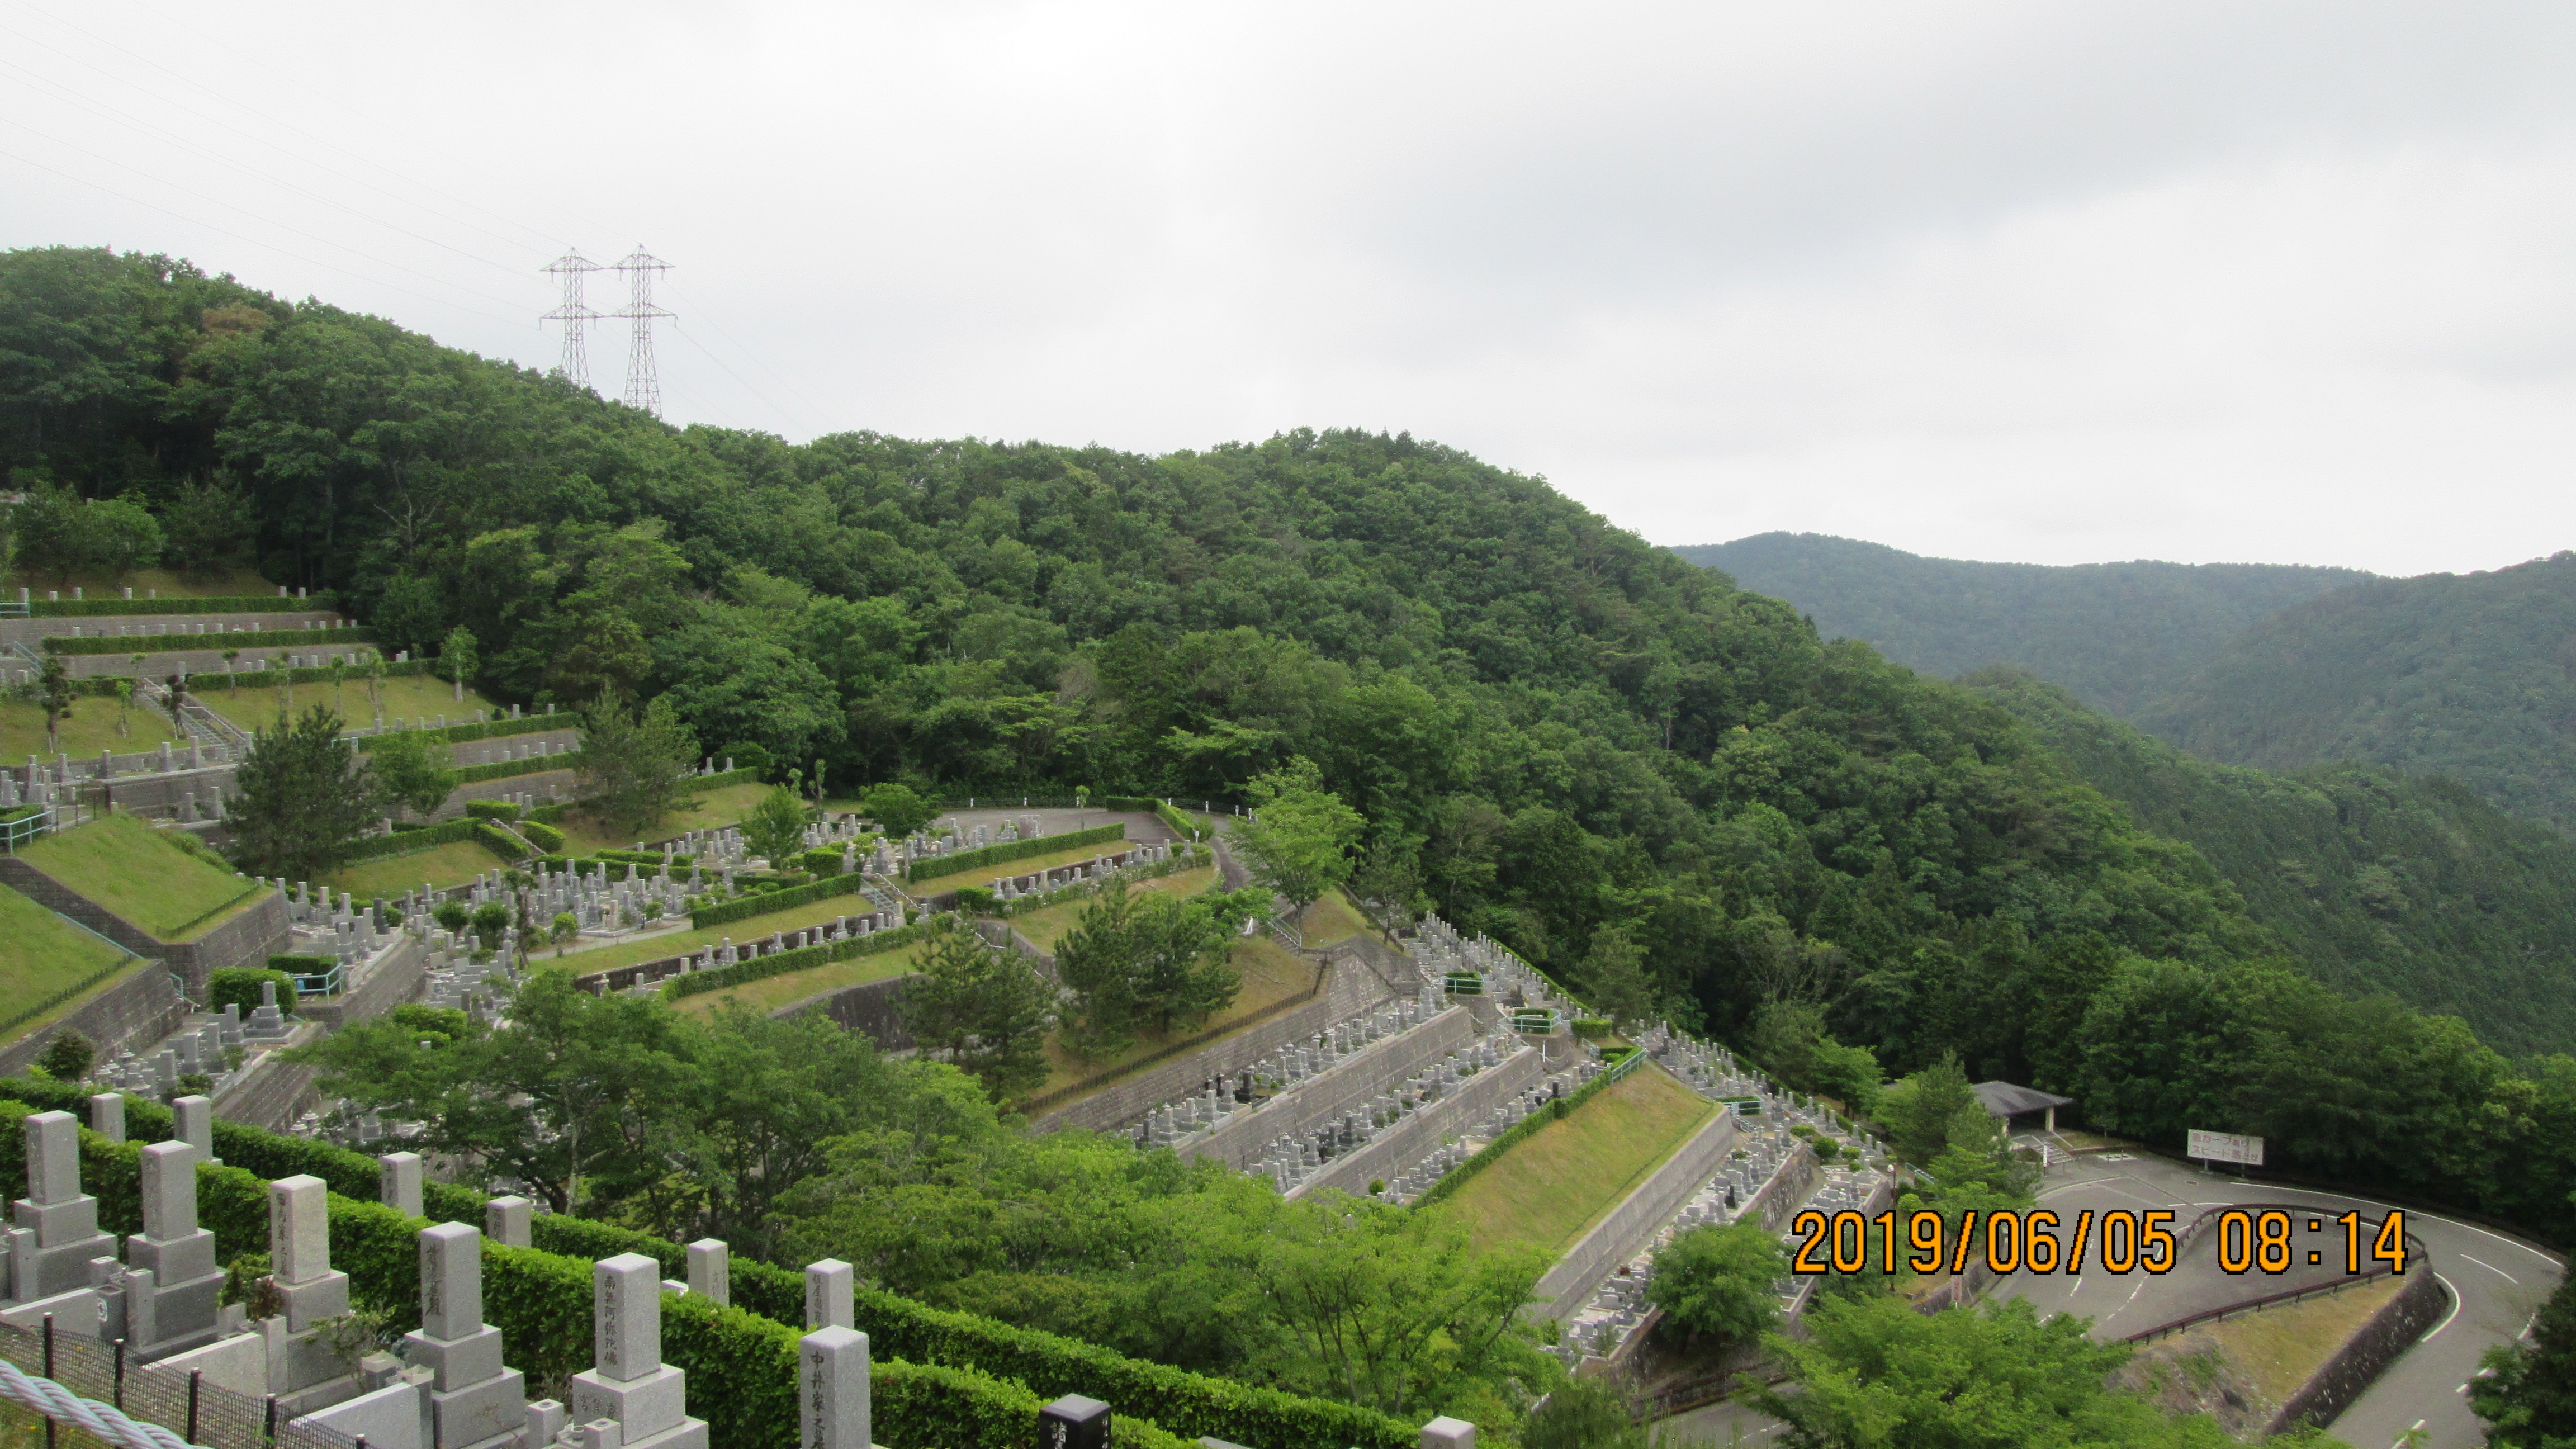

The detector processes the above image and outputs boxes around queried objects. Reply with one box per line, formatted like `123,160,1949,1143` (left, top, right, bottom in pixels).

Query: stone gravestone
1038,1394,1110,1449
260,1174,367,1414
3,1111,117,1306
115,1139,225,1358
799,1327,869,1449
566,1253,707,1449
88,1093,125,1143
684,1239,727,1306
803,1259,854,1330
404,1222,528,1449
382,1152,425,1218
486,1195,533,1248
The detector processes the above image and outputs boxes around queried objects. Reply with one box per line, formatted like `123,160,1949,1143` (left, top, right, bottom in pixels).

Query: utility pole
539,250,603,390
610,247,674,417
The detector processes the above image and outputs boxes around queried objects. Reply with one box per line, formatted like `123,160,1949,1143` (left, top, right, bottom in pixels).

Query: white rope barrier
0,1355,204,1449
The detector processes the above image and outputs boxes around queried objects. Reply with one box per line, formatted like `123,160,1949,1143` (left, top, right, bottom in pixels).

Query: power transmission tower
610,247,674,417
539,250,603,390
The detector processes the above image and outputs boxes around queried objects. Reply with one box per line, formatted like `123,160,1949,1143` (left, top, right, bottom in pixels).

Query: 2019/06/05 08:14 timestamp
1787,1208,2409,1277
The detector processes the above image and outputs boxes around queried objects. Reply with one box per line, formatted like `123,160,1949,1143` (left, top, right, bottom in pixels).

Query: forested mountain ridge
2139,553,2576,836
8,245,2576,1254
1967,667,2576,1058
1673,532,2373,716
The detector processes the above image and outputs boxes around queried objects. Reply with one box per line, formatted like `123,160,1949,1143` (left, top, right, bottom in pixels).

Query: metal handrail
2116,1205,2427,1343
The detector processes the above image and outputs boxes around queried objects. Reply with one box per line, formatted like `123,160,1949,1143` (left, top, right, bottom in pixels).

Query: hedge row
906,822,1125,884
26,592,339,618
199,657,429,690
1153,801,1204,841
474,821,528,861
354,712,568,752
662,921,927,1001
44,626,375,656
967,843,1209,919
0,1097,1203,1449
1410,1054,1642,1209
689,868,875,929
0,1083,1407,1449
340,818,479,863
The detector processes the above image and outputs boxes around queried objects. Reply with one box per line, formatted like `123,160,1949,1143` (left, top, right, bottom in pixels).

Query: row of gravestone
3,1106,1490,1449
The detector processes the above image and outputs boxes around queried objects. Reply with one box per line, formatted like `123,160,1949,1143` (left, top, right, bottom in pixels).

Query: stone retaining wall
1744,1141,1821,1232
1292,1041,1549,1199
214,1053,324,1133
0,959,186,1077
298,934,427,1029
788,974,915,1051
1535,1093,1740,1320
1182,1007,1480,1171
2266,1269,2450,1434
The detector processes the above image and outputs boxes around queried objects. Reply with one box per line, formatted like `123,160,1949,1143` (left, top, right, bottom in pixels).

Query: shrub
36,1030,94,1084
688,870,874,930
473,821,526,861
519,820,567,854
465,799,523,821
209,967,296,1014
799,846,845,878
1570,1017,1612,1039
952,886,996,913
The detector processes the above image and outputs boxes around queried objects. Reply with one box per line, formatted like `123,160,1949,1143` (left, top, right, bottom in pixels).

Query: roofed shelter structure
1972,1081,2072,1134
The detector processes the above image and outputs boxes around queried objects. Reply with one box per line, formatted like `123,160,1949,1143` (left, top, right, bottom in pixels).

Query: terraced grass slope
1438,1064,1715,1254
18,811,258,940
0,884,141,1039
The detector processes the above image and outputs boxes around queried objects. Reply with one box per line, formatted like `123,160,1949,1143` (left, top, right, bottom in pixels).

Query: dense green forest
2139,554,2576,835
8,245,2576,1261
1968,668,2576,1058
1671,532,2371,717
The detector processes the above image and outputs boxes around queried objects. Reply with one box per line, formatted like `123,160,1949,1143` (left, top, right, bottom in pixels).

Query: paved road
1659,1152,2561,1447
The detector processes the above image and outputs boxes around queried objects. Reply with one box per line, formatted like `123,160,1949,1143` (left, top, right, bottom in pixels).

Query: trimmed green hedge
465,800,522,821
474,821,527,861
662,921,927,1000
0,1086,1400,1449
44,626,374,656
690,869,875,929
207,967,293,1014
354,713,567,753
26,592,338,619
1153,801,1203,841
340,818,478,863
206,658,431,690
907,823,1125,884
519,820,566,854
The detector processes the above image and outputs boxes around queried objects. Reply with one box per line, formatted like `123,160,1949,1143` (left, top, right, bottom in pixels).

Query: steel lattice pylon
610,247,674,417
539,250,603,390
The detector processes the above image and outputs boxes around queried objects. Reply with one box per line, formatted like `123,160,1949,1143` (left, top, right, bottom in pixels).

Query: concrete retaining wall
298,934,427,1029
1182,1007,1480,1172
0,856,287,991
1535,1091,1739,1320
0,958,187,1077
0,610,343,649
1745,1142,1821,1232
1294,1041,1549,1199
2267,1269,2450,1434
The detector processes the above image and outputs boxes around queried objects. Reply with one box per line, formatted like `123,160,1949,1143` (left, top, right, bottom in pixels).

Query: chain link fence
0,1319,356,1449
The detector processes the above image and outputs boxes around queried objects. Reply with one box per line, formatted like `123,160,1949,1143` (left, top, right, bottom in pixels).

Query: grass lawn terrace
1438,1064,1717,1254
551,782,779,856
670,940,928,1020
7,566,277,601
1022,934,1319,1105
911,831,1158,892
324,839,516,898
201,674,504,734
546,888,889,975
18,811,260,941
1007,865,1219,950
1,695,187,761
0,884,145,1039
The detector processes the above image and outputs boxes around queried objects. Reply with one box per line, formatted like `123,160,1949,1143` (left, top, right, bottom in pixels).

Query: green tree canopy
226,703,381,880
1233,756,1363,921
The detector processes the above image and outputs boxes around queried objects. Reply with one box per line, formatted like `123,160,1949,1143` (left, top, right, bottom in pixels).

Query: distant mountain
1968,667,2576,1058
2140,553,2576,836
1673,533,2373,717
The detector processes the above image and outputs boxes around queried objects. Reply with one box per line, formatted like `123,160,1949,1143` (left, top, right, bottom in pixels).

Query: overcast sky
6,1,2571,576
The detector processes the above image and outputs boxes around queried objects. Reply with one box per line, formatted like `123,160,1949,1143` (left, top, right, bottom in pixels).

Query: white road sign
2186,1129,2265,1166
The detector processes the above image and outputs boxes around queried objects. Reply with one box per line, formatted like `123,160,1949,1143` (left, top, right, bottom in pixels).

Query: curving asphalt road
1660,1150,2561,1447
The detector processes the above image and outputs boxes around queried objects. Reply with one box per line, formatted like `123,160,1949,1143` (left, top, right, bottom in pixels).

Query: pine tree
226,704,381,879
901,917,1054,1098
